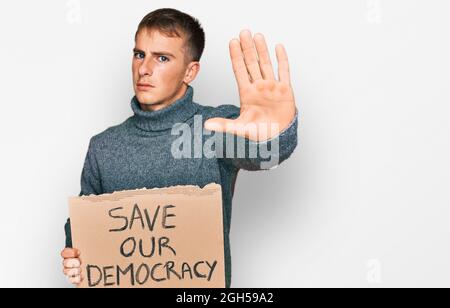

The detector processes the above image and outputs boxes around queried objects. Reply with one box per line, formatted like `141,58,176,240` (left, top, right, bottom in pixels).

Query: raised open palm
204,30,297,142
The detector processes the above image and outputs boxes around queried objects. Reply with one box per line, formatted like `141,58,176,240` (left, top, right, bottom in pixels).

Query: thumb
61,248,80,259
204,117,237,134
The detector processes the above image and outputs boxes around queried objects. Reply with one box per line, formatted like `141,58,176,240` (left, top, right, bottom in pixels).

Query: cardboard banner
69,183,225,288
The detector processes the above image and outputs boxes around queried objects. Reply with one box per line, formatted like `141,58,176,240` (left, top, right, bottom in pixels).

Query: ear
183,62,200,84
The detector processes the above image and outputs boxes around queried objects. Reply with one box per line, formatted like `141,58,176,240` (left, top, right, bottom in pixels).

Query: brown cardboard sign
69,183,225,288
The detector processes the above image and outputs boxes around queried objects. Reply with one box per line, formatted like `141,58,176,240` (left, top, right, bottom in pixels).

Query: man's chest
96,137,223,193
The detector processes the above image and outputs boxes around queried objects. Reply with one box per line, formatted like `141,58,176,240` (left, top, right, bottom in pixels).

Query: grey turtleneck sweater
65,85,299,288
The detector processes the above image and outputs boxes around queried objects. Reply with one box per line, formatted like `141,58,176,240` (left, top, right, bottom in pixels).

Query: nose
138,58,154,77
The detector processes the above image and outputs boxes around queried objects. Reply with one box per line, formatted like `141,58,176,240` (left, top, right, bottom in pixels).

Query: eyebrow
133,48,176,58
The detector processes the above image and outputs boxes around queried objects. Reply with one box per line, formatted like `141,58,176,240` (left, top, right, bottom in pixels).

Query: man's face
132,28,195,110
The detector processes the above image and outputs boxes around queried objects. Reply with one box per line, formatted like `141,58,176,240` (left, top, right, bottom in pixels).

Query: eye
158,56,169,63
134,52,145,60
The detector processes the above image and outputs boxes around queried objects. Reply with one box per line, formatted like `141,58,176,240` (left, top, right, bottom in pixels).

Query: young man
61,8,298,288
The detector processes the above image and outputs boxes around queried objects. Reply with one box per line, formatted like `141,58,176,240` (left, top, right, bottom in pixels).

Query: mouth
136,83,155,91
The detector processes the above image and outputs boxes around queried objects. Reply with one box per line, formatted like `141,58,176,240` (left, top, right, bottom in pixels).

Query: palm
205,30,297,142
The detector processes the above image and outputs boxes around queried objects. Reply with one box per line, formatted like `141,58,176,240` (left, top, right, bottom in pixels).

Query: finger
63,258,81,269
229,39,251,89
64,267,81,277
69,275,81,285
254,33,275,80
239,29,263,82
275,44,291,85
61,248,80,259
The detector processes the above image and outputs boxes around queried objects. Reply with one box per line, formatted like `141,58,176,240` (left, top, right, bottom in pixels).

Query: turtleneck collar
130,85,198,132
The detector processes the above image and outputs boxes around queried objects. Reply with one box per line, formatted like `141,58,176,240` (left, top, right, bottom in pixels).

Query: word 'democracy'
69,184,225,288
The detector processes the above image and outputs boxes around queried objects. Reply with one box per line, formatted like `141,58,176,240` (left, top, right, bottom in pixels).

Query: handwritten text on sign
69,184,225,288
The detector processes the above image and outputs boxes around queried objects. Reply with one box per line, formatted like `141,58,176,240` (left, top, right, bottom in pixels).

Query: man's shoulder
88,117,133,150
195,103,240,120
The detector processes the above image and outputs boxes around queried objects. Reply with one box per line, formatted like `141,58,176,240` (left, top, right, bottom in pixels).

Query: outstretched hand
204,30,297,142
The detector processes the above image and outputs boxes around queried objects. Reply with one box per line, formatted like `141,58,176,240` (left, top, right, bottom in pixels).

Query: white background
0,0,449,287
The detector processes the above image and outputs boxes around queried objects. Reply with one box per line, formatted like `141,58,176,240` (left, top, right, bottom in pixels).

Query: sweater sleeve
211,105,299,171
64,138,102,248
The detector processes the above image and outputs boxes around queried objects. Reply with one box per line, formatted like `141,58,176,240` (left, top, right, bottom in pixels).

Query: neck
139,83,188,112
130,85,198,132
